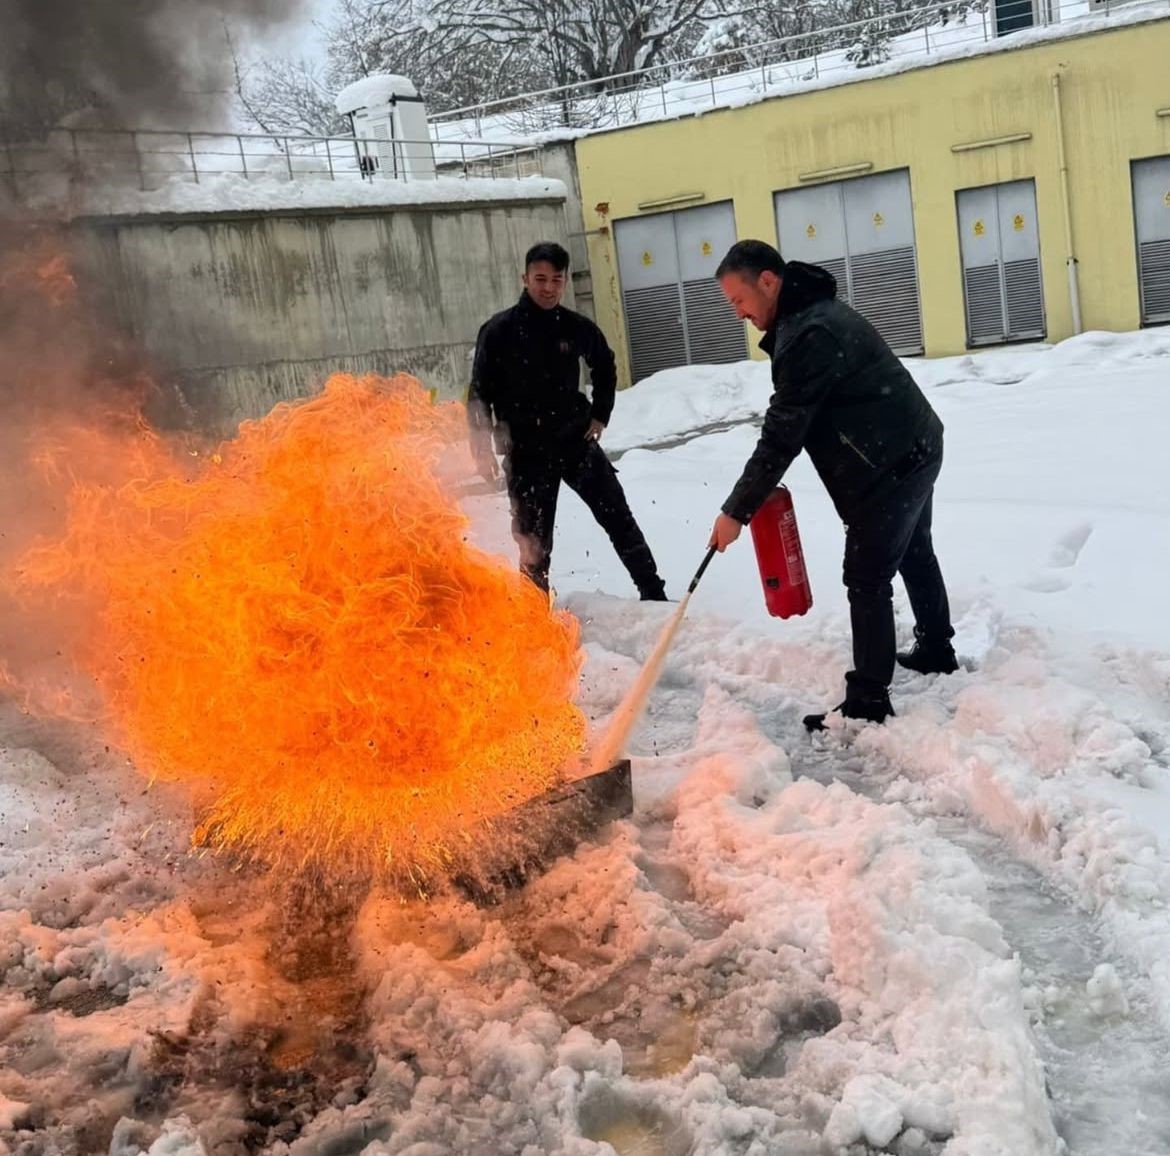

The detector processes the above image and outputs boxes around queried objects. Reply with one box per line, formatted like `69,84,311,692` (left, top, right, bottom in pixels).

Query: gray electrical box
957,179,1046,346
775,169,924,356
1132,155,1170,325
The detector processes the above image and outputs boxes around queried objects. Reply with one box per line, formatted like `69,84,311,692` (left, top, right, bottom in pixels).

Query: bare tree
322,0,543,112
429,0,728,85
696,1,844,61
232,0,986,140
231,56,346,137
697,0,984,71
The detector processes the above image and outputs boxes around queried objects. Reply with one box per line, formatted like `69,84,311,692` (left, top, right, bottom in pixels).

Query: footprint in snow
1048,521,1093,569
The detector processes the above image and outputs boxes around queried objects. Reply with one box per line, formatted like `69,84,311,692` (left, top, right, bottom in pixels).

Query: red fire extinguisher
749,486,813,619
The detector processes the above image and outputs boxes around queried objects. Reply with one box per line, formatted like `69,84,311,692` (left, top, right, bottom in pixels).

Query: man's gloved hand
585,419,605,445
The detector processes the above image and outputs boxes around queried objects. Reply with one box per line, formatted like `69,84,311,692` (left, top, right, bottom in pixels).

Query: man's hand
708,512,744,552
585,419,605,444
473,445,501,487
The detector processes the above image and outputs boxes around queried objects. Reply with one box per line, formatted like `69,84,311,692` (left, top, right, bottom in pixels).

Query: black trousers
842,443,953,701
505,442,663,596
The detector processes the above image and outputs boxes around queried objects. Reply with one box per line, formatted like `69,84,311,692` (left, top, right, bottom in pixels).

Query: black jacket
722,262,942,524
468,292,617,457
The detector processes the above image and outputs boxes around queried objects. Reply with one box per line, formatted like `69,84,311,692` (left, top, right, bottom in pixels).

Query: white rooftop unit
335,74,436,180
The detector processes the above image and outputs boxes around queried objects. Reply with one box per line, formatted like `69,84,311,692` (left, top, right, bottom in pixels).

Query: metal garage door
956,179,1046,346
774,169,924,355
615,201,746,382
1132,156,1170,325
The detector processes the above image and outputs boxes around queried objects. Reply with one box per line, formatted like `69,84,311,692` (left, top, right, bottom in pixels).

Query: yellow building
574,16,1170,385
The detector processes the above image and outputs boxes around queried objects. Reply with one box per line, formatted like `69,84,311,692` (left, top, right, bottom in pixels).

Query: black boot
896,630,958,675
638,580,669,602
803,693,895,733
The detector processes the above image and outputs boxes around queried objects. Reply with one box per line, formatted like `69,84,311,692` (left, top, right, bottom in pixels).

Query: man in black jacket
468,241,667,600
707,240,956,730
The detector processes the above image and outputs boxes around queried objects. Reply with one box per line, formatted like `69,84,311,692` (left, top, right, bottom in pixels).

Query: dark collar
756,261,837,355
775,261,838,319
517,291,564,323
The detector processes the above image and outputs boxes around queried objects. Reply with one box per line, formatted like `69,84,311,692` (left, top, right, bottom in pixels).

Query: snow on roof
428,2,1170,151
335,74,421,115
20,173,567,221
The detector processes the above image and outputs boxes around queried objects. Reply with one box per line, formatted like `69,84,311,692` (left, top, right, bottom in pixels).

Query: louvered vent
963,264,1005,345
623,285,687,382
682,279,746,365
847,246,924,355
817,257,849,301
1139,239,1170,323
1003,258,1045,338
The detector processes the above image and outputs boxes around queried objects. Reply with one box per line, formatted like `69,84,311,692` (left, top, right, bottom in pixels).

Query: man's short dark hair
715,240,785,280
525,241,570,272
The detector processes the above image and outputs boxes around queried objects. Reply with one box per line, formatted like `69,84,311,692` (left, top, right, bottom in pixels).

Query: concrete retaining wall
70,194,569,433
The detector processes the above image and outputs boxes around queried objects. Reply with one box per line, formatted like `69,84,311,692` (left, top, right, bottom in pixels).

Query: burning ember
7,373,587,878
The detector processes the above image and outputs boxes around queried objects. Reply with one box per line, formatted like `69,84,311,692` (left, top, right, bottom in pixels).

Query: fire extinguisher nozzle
688,545,717,594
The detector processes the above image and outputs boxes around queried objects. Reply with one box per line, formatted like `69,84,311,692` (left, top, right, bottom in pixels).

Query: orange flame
34,253,77,307
8,374,586,876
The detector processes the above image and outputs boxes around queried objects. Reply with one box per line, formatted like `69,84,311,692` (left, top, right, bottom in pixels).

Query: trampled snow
3,329,1170,1154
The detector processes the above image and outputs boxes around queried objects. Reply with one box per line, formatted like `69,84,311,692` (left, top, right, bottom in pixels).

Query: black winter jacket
468,292,617,458
722,262,942,524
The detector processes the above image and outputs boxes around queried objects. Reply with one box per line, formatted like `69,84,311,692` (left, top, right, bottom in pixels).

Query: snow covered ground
3,330,1170,1155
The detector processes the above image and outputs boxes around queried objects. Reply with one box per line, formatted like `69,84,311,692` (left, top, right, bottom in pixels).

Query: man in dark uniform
707,240,957,730
468,241,667,601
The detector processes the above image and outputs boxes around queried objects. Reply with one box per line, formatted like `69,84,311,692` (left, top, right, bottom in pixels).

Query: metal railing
2,0,1160,200
429,0,1163,140
0,127,545,198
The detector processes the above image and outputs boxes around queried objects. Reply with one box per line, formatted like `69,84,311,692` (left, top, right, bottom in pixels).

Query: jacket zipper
838,430,875,468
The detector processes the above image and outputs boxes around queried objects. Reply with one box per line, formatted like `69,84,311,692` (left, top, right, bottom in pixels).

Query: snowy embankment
7,174,567,221
1,329,1168,1154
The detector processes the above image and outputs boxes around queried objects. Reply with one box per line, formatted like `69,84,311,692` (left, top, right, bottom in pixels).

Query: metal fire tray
454,758,633,903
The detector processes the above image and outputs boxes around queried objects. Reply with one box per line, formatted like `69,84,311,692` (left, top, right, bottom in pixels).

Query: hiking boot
803,693,895,733
896,632,958,675
638,583,669,602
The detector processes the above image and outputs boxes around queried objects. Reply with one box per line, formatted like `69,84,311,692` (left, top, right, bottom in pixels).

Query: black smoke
0,0,305,138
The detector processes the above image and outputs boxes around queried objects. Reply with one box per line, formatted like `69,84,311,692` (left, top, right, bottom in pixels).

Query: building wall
574,19,1170,384
538,140,596,319
70,196,568,433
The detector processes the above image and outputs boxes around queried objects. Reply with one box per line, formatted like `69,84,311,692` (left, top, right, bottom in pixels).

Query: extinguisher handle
688,545,717,594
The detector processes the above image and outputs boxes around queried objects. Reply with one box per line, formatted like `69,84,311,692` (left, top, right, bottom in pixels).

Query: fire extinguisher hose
589,546,717,773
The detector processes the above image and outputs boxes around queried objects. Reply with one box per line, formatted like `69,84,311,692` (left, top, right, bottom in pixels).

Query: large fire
6,370,587,879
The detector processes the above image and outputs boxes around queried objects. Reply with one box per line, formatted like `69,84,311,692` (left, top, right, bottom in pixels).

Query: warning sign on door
806,223,817,239
973,219,985,236
873,212,885,228
1013,213,1026,231
641,251,653,266
701,240,713,256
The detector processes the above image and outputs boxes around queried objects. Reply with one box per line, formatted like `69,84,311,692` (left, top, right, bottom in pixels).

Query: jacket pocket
837,429,876,469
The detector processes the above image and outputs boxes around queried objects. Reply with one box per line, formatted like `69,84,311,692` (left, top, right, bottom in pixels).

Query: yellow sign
641,250,653,266
1164,189,1170,207
806,223,817,239
1013,213,1026,231
873,212,885,228
973,219,986,236
701,240,713,257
